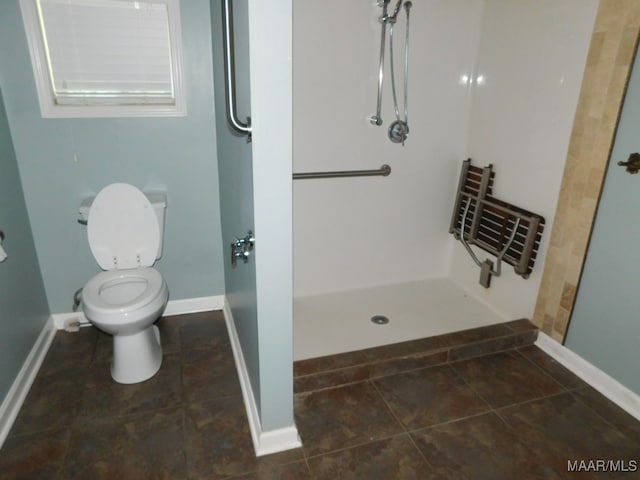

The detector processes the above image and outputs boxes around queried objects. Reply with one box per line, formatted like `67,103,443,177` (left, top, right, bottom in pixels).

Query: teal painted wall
248,1,295,432
211,0,295,432
0,0,224,313
0,88,50,400
210,0,261,411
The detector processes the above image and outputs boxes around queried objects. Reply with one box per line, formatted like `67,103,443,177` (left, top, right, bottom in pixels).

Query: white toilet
81,183,169,384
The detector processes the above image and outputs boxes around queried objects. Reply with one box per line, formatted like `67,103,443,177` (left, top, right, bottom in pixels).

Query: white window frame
19,0,187,118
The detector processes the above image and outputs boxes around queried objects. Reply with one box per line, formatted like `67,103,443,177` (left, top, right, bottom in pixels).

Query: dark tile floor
1,311,639,479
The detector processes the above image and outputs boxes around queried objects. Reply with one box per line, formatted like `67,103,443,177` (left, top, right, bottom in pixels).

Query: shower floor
293,278,509,360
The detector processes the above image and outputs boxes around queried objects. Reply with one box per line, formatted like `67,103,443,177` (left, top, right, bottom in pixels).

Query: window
20,0,186,118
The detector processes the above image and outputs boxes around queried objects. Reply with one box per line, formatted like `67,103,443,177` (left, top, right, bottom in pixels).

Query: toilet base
111,324,162,384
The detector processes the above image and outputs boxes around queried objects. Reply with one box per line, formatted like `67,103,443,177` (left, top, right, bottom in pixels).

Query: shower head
404,1,412,12
387,0,403,23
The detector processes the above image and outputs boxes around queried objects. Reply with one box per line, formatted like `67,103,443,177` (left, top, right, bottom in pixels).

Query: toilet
81,183,169,384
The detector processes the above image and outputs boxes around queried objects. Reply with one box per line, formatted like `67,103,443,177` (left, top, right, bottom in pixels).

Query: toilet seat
83,267,165,317
88,183,160,270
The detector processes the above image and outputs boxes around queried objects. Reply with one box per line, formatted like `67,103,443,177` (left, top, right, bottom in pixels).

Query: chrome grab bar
293,164,391,180
221,0,251,141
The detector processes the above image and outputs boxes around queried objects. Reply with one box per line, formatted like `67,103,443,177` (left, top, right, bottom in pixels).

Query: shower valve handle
230,231,255,267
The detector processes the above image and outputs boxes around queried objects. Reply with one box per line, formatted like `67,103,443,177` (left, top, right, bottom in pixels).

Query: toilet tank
79,192,167,259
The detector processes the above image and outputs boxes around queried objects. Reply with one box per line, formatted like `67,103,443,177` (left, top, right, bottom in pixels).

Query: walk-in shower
370,0,412,145
292,0,599,361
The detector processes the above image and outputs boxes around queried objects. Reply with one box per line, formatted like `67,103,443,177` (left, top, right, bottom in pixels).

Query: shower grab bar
221,0,251,141
293,164,391,180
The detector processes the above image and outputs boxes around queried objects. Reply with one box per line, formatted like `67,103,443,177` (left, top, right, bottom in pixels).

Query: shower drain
370,315,390,325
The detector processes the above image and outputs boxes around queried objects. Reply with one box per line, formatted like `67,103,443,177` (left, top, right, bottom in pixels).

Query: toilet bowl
81,183,169,384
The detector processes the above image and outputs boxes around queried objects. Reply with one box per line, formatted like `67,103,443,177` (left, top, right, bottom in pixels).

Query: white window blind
20,0,186,117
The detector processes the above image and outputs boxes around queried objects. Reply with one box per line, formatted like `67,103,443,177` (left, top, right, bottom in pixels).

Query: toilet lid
87,183,159,270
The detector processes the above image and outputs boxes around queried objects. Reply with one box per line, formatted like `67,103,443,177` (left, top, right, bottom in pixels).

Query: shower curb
294,319,538,394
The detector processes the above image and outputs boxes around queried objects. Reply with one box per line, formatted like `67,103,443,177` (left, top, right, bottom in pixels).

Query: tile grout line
443,362,494,414
511,346,576,393
367,378,438,471
300,431,410,464
491,389,575,425
568,386,640,446
295,379,406,462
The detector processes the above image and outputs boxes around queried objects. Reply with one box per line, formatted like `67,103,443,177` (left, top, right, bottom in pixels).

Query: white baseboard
222,299,302,456
51,311,89,330
51,295,225,329
0,316,57,448
162,295,225,316
535,332,640,421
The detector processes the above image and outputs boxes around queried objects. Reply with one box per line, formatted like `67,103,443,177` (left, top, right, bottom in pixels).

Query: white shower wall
293,0,597,320
293,0,484,297
449,0,598,319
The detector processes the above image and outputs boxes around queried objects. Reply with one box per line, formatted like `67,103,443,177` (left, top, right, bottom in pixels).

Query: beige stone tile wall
532,0,640,342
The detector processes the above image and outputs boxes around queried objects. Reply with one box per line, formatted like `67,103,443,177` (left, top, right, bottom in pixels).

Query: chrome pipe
293,164,391,180
221,0,251,141
403,1,411,124
370,21,387,126
370,0,391,126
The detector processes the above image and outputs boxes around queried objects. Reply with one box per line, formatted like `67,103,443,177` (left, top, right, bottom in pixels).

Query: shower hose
370,0,412,145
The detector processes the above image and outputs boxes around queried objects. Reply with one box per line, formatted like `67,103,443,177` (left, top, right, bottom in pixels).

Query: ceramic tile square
517,345,586,390
184,396,303,479
448,331,537,362
58,407,187,480
79,352,183,419
9,365,90,436
156,316,183,354
0,428,70,480
411,412,559,479
307,434,433,480
451,351,564,408
179,311,229,350
373,365,490,430
229,461,313,480
38,327,98,375
497,392,639,471
181,344,242,402
572,386,640,445
295,382,403,457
